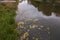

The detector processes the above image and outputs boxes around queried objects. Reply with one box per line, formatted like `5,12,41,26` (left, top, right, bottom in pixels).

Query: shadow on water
15,0,60,40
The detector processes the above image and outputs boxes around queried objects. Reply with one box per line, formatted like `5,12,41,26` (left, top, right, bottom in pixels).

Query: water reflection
16,0,60,21
15,0,60,40
28,0,60,16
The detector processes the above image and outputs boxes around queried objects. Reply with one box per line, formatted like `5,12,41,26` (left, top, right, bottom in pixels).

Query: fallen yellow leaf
33,19,39,22
40,25,44,28
21,32,29,40
29,25,37,29
18,21,24,25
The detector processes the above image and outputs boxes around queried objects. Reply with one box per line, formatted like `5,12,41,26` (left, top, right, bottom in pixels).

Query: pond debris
20,25,24,28
29,25,38,29
40,25,44,28
17,21,24,25
17,21,25,28
38,28,41,30
47,27,50,30
33,19,39,22
20,32,29,40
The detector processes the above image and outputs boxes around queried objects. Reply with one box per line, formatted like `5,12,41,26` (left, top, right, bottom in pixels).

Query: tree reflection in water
28,0,60,16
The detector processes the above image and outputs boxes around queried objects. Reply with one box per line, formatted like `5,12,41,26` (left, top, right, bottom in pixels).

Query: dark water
15,0,60,40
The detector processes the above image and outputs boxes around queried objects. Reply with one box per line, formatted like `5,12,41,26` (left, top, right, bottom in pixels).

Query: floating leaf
33,19,39,22
38,28,41,30
40,25,44,28
21,32,29,40
29,25,37,29
18,21,24,25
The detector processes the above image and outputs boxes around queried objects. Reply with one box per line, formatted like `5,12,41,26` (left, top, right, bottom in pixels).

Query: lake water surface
15,0,60,40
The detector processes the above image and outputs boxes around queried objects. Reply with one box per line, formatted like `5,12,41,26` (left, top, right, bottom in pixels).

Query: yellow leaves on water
38,28,41,30
23,32,29,38
33,19,39,22
17,21,25,28
21,32,29,40
18,21,24,25
29,25,37,29
19,25,24,28
40,25,44,28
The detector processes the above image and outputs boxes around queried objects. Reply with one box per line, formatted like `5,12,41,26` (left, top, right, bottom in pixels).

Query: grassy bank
0,3,19,40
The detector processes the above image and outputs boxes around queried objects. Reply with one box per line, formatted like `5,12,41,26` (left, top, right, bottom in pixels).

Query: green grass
0,4,19,40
